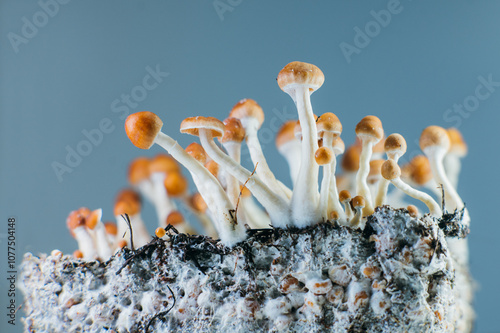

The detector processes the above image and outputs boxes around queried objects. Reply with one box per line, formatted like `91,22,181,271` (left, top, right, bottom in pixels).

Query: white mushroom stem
390,178,441,217
150,172,177,227
88,210,113,260
425,146,468,223
115,213,151,249
356,140,375,214
154,132,247,246
222,141,242,206
244,118,292,200
350,206,364,229
444,154,461,188
342,200,353,221
324,136,347,224
73,226,98,260
242,196,272,228
277,140,302,186
291,86,321,227
198,129,290,228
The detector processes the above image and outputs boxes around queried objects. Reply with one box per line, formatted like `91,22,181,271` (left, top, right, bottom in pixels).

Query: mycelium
21,61,474,333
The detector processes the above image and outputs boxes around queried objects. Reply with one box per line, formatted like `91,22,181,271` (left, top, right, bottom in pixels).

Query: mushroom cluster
66,61,468,252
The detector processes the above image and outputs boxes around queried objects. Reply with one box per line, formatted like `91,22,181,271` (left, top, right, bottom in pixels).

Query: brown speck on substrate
21,207,474,332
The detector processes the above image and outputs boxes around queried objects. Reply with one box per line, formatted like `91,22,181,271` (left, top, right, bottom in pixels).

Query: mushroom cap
419,125,450,151
164,172,188,196
166,211,184,226
315,146,334,165
185,142,207,164
407,205,419,218
66,209,87,231
221,117,245,143
447,127,467,156
85,209,102,230
125,111,163,149
384,133,407,158
330,211,340,221
229,99,265,128
409,155,433,185
332,137,345,156
277,61,325,93
341,145,361,172
204,160,220,179
149,154,180,174
351,196,365,209
240,185,252,197
128,157,151,185
339,190,351,203
190,193,207,213
368,159,384,184
381,159,401,180
275,120,298,149
180,116,224,138
104,222,118,236
155,227,166,238
115,188,142,207
317,112,342,137
114,199,140,216
355,116,384,142
117,240,127,249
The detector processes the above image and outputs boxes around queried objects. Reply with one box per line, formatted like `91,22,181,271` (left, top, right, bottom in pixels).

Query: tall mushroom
149,154,180,227
328,136,346,223
179,116,290,227
315,146,335,220
229,99,291,200
419,126,468,223
355,116,384,216
85,208,113,260
125,111,246,247
67,208,98,261
277,61,325,227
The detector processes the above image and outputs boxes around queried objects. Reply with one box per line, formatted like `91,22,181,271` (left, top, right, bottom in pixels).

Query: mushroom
375,133,407,207
315,146,335,220
350,196,366,229
104,221,118,246
355,116,384,216
419,126,467,222
406,155,441,198
316,113,345,223
85,208,113,260
66,208,98,260
229,99,291,200
276,120,302,186
179,115,290,228
407,205,419,218
444,127,467,188
340,144,361,193
381,159,441,217
339,190,353,221
277,61,325,227
327,136,346,223
113,195,151,249
125,111,246,246
149,154,179,227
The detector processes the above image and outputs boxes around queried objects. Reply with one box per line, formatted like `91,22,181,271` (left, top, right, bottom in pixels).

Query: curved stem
278,140,302,186
245,120,292,200
199,129,290,228
391,178,441,217
150,172,177,227
154,132,246,246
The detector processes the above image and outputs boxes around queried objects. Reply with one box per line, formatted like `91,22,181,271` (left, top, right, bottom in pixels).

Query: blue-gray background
1,1,498,332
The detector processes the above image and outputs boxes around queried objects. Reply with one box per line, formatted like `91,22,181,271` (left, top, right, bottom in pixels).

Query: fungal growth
22,61,473,333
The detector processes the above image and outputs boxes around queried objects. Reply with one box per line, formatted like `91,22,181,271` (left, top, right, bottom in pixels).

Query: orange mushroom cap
125,111,163,149
164,171,188,197
229,99,265,128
